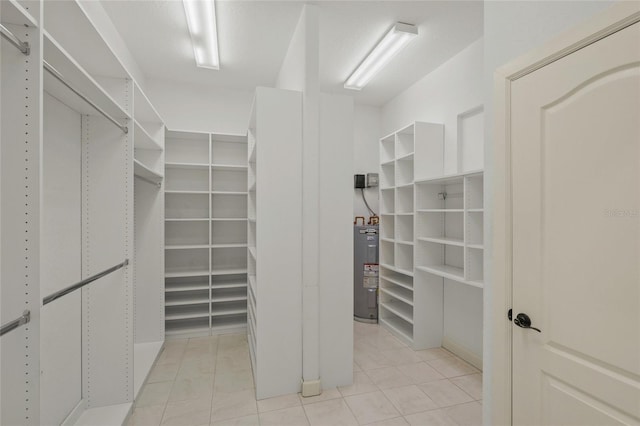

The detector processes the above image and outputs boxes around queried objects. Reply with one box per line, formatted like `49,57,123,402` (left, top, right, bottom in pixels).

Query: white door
511,21,640,425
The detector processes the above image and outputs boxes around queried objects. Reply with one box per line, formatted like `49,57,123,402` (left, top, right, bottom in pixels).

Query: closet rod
135,174,162,187
42,259,129,306
0,310,31,337
43,61,129,135
0,24,30,55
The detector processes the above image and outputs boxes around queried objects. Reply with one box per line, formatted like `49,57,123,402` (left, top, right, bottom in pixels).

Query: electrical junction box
367,173,379,187
354,174,366,188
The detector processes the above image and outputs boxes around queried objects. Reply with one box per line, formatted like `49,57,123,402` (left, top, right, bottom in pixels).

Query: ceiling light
344,22,418,91
183,0,219,70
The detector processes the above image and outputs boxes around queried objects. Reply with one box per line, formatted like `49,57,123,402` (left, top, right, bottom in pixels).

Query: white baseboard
300,379,322,397
442,336,483,371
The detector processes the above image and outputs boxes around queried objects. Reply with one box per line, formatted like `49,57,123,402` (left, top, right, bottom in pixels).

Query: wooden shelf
165,218,209,222
165,296,210,307
211,164,248,171
380,301,413,324
380,274,413,291
211,268,248,276
134,83,163,124
379,316,413,344
380,263,413,277
165,244,209,250
418,236,464,247
166,310,209,321
415,169,483,185
165,190,209,195
380,286,413,306
2,0,38,27
134,159,163,185
417,209,464,213
43,32,130,121
211,307,247,317
165,162,210,169
134,120,162,150
396,152,415,162
417,264,464,282
165,283,209,293
211,191,248,195
211,295,248,303
165,270,210,279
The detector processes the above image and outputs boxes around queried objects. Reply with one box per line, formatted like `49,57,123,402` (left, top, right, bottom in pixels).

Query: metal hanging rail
42,259,129,306
0,24,30,55
43,60,129,134
0,310,31,337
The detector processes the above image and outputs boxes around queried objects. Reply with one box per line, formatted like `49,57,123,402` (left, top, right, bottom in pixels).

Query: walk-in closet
4,0,629,425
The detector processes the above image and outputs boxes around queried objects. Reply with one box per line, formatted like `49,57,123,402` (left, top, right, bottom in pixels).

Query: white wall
146,79,254,135
381,38,484,362
353,104,381,219
382,38,483,175
276,8,306,92
482,1,614,423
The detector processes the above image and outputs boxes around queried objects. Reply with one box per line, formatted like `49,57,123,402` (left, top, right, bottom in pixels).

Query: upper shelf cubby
134,84,164,151
43,32,130,122
2,0,38,27
44,0,130,113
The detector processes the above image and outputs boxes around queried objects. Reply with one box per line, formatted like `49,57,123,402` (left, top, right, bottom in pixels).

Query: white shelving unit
378,122,445,350
379,121,485,354
164,130,248,338
247,87,303,400
415,171,484,288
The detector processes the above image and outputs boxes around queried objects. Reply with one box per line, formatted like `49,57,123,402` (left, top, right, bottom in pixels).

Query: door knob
513,312,541,333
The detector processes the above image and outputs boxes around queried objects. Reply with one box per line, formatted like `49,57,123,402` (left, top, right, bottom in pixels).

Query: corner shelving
379,122,445,350
164,130,248,338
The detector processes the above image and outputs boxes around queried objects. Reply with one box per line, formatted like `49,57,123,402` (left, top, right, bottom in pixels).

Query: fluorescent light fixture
344,22,418,90
183,0,220,70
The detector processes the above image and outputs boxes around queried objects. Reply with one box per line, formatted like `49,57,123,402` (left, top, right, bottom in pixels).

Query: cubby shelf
2,0,38,27
165,162,210,169
164,130,248,338
418,236,464,247
134,120,162,151
134,159,163,185
380,122,487,351
380,302,413,324
380,287,413,306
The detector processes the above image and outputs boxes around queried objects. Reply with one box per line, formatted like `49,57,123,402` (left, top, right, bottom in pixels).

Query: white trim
492,3,640,425
442,336,482,371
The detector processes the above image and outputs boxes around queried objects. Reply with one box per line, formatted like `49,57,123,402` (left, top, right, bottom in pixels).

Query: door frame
491,2,640,424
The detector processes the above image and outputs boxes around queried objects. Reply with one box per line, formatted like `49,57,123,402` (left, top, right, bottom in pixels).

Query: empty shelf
418,236,464,247
380,286,413,306
380,301,413,324
134,159,163,185
417,264,464,282
379,316,413,344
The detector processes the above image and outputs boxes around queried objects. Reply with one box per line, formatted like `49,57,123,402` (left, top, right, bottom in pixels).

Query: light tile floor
128,321,482,426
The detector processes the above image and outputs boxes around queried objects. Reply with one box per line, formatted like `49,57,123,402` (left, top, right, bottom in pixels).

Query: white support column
300,4,321,396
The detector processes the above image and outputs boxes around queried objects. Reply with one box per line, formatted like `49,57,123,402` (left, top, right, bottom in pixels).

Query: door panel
511,21,640,425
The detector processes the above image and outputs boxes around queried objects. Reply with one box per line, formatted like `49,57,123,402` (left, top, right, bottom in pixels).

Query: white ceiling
102,0,483,106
